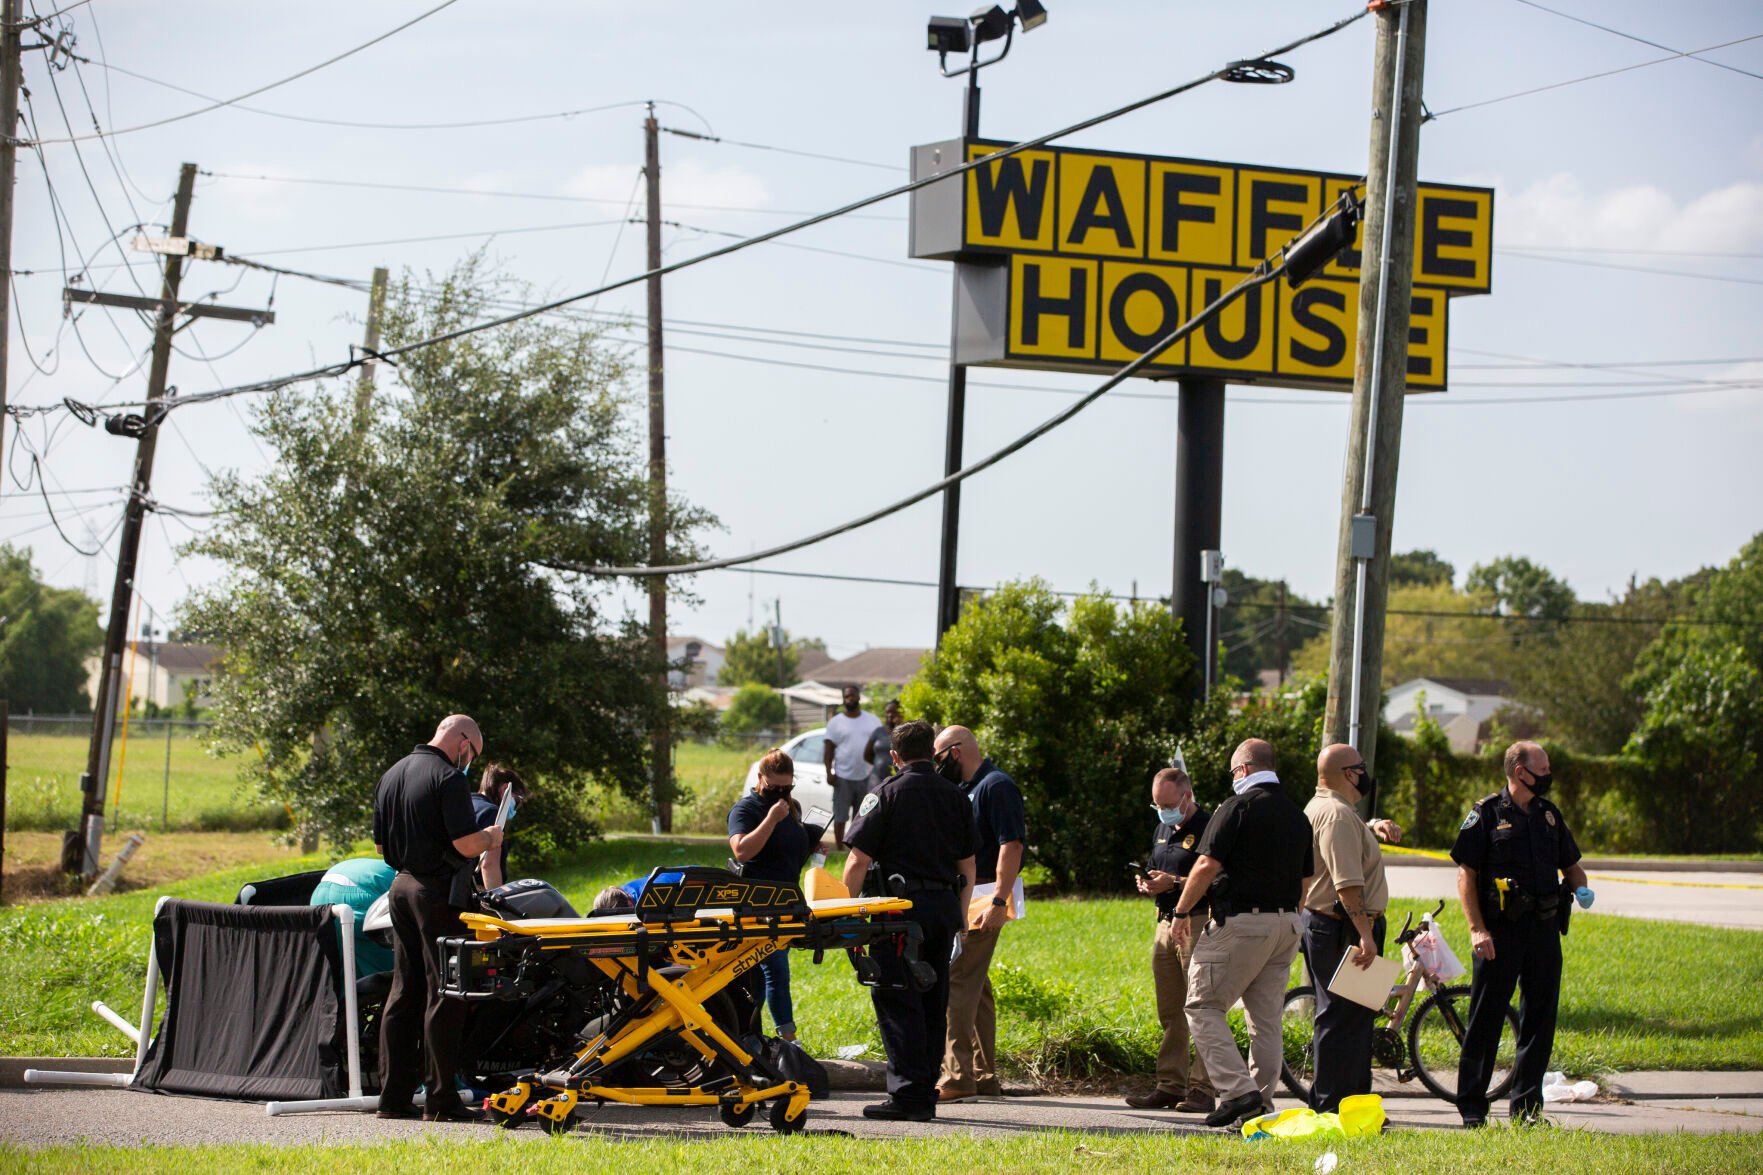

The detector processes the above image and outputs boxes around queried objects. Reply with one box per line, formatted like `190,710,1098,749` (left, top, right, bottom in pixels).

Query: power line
24,0,467,144
659,126,902,173
1511,0,1763,83
239,218,629,257
1428,31,1763,119
1499,248,1763,287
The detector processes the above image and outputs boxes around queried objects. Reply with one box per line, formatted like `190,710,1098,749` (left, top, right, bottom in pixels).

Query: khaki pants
940,924,1001,1094
1152,918,1213,1097
1184,911,1302,1104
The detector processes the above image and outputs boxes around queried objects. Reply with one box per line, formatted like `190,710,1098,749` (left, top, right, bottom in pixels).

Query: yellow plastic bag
1242,1094,1385,1140
803,865,848,901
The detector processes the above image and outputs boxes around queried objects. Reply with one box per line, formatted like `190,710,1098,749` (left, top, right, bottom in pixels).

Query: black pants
1300,909,1388,1113
1456,915,1562,1121
379,871,467,1112
869,889,961,1110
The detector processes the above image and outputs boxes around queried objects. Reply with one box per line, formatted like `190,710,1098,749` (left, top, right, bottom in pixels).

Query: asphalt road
3,1081,1761,1149
1384,865,1763,931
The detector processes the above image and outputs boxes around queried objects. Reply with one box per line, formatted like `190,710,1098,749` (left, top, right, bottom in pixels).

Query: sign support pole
935,76,984,644
1171,378,1225,696
1323,0,1429,769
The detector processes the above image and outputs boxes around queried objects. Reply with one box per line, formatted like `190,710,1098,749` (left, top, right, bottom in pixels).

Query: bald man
372,714,502,1122
1167,738,1313,1128
1301,743,1399,1112
933,724,1024,1103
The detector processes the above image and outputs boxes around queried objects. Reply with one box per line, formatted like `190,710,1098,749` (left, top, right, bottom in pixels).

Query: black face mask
760,785,794,804
934,751,963,784
1357,773,1378,810
1526,771,1553,797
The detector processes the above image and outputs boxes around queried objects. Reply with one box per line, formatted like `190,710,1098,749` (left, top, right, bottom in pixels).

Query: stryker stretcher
438,865,928,1134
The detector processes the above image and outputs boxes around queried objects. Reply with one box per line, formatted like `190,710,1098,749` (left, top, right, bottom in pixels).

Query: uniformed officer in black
371,714,502,1122
1452,740,1595,1127
841,719,977,1121
1125,766,1215,1113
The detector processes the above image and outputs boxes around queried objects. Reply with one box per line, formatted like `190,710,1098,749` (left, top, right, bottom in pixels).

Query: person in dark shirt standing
728,748,817,1041
1452,740,1594,1127
1168,738,1314,1128
371,714,502,1122
1125,766,1215,1113
842,720,977,1122
932,724,1025,1104
469,762,527,891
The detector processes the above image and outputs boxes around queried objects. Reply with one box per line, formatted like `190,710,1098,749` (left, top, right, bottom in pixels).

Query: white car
742,727,835,816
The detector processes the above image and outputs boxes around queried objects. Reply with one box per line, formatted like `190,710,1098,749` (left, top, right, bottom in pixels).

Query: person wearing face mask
728,748,817,1041
471,763,529,890
1125,767,1215,1113
932,724,1025,1105
371,713,502,1122
1452,740,1593,1128
1301,744,1401,1113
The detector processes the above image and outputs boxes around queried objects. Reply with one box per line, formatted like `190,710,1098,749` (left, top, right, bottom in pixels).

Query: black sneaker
1461,1116,1487,1129
1203,1092,1266,1128
862,1100,935,1122
375,1104,420,1120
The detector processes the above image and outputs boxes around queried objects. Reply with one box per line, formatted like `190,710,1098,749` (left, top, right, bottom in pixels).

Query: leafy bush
721,683,786,739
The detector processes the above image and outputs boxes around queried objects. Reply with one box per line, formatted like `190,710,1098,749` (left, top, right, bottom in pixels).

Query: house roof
801,647,929,689
151,642,220,673
666,634,723,655
795,647,833,679
1422,677,1512,698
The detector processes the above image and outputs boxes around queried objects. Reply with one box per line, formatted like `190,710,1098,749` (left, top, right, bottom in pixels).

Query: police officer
1125,766,1215,1114
842,719,978,1122
372,714,502,1122
1452,740,1595,1127
1168,738,1313,1128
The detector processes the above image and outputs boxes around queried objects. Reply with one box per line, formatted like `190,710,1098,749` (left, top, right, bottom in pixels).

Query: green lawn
5,838,1760,1075
4,730,285,833
6,1132,1761,1174
593,741,758,834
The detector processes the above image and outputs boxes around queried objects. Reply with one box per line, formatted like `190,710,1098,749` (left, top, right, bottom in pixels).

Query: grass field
4,730,285,833
5,837,1760,1074
592,741,758,834
5,1131,1761,1174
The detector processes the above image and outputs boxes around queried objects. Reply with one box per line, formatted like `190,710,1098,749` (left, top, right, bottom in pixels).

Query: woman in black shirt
727,748,814,1040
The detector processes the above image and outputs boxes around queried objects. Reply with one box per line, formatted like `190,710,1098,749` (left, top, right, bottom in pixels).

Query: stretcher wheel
768,1097,806,1135
538,1109,576,1136
719,1099,756,1128
485,1106,525,1130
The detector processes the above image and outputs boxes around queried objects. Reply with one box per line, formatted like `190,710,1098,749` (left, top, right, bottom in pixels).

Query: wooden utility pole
1323,0,1429,771
80,163,199,876
644,105,673,833
353,265,389,430
0,0,24,486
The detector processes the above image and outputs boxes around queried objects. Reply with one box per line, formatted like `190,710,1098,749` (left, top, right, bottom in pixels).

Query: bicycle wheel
1279,985,1318,1102
1407,984,1519,1104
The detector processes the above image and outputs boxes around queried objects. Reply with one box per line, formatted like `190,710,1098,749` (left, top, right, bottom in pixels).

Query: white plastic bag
1542,1073,1599,1102
1411,925,1466,981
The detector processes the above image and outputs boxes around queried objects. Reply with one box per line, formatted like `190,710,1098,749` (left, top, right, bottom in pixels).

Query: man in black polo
372,714,502,1122
1168,738,1313,1128
842,719,977,1122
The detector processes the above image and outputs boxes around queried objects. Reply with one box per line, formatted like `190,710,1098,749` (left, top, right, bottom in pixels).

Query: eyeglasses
1343,762,1368,775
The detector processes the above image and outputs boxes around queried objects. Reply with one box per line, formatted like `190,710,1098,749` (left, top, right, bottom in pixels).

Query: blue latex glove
1575,886,1595,909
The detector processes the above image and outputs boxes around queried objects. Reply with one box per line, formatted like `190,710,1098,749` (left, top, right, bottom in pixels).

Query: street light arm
941,23,1013,78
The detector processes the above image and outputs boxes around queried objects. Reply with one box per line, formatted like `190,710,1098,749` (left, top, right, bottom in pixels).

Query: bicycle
1280,900,1518,1105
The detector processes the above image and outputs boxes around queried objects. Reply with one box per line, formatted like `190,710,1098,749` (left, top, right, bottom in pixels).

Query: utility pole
78,162,199,878
1323,0,1429,772
1276,579,1289,686
643,104,673,834
1172,379,1225,695
353,265,389,432
0,0,23,486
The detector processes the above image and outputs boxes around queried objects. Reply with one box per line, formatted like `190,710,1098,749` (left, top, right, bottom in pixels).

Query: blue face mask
1156,807,1184,826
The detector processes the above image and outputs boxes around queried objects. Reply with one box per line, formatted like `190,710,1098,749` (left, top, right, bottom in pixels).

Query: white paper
1326,949,1400,1011
968,878,1028,925
494,786,517,829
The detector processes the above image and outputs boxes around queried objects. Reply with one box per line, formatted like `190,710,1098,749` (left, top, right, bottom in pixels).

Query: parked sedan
742,727,834,817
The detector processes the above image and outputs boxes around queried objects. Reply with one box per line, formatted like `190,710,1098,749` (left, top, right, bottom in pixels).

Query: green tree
1465,556,1575,621
1290,581,1523,687
182,258,711,844
722,683,786,737
718,627,823,687
900,580,1198,890
0,544,103,712
1390,549,1456,589
1217,570,1319,684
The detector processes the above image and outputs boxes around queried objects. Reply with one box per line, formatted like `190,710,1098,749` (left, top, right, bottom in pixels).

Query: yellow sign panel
917,139,1492,391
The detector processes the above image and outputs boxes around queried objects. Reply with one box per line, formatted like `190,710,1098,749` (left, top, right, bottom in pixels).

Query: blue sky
6,0,1760,661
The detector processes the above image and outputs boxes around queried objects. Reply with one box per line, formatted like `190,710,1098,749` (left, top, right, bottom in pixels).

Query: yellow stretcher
438,866,921,1135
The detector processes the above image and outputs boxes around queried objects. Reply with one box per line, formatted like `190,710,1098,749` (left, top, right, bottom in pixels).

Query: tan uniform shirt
1303,788,1389,916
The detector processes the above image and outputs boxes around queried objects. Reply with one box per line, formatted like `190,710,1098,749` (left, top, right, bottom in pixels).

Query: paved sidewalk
1385,865,1763,930
3,1074,1759,1148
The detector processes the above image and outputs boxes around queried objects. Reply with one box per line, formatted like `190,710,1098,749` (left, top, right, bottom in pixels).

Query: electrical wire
1428,31,1763,119
237,218,629,257
24,0,468,145
660,126,903,172
1498,248,1763,287
1511,0,1763,83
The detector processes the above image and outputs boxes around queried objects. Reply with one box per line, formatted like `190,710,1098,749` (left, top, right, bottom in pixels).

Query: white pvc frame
25,899,373,1115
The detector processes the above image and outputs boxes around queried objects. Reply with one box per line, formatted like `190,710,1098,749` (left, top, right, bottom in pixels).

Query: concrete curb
1386,855,1763,873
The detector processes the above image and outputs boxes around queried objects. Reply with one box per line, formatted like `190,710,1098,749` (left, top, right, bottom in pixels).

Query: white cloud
1499,173,1763,252
563,158,770,215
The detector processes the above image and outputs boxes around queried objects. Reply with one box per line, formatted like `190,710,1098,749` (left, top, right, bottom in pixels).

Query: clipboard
1326,950,1400,1011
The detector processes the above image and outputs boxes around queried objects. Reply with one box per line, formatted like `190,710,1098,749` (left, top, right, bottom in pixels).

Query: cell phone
1125,861,1149,877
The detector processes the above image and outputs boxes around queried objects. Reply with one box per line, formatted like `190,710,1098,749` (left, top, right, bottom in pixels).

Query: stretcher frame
448,867,919,1134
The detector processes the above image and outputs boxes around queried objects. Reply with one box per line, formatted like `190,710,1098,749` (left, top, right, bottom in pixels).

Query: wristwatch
1170,909,1192,919
990,896,1007,908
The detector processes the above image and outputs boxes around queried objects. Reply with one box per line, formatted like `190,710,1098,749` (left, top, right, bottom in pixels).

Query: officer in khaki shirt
1301,743,1403,1112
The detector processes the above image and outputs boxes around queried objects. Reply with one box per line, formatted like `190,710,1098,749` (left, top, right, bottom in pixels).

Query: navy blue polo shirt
962,758,1026,885
727,791,812,885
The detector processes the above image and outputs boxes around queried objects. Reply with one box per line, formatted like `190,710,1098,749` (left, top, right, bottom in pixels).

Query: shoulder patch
857,793,880,819
1460,809,1481,831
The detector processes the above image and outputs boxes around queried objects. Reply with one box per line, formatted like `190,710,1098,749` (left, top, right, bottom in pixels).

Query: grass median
3,838,1759,1075
5,1131,1761,1173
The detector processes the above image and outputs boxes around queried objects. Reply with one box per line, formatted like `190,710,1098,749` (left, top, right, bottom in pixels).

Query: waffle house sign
908,138,1493,391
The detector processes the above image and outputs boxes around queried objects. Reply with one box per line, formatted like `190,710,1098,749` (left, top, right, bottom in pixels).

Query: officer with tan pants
1168,739,1315,1128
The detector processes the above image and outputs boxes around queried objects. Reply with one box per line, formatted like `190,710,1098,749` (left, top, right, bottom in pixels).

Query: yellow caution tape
1380,842,1763,889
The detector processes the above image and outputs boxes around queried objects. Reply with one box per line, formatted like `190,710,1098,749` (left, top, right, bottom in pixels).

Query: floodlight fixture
930,1,1049,79
1283,190,1362,287
927,16,970,55
1016,0,1049,32
969,5,1012,44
